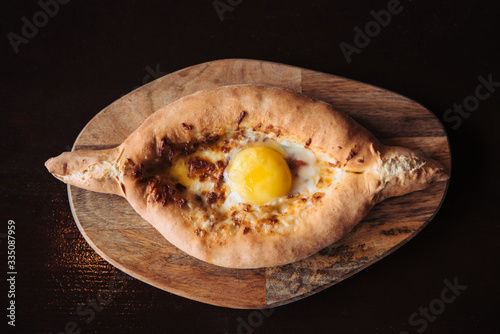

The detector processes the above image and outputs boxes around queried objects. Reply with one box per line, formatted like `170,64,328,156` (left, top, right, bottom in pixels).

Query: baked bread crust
45,85,448,268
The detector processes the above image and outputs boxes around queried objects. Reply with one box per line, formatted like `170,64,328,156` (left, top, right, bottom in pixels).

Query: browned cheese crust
45,85,449,268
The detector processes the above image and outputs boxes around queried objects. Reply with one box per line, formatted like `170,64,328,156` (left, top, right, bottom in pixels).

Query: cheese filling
149,129,343,244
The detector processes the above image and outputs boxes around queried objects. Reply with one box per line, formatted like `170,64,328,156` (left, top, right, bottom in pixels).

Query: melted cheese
159,129,344,244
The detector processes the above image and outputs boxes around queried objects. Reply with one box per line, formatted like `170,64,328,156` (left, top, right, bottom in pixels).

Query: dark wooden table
2,1,499,333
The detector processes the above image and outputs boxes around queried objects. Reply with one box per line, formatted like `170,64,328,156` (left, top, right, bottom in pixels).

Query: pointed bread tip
45,155,66,176
376,146,449,201
44,148,124,196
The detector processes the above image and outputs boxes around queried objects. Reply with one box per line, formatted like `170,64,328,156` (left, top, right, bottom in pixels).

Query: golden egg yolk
227,146,292,205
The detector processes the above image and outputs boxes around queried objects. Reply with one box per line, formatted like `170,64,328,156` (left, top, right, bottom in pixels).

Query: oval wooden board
68,59,450,309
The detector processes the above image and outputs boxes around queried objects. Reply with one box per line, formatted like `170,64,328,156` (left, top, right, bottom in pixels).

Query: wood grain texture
68,59,450,309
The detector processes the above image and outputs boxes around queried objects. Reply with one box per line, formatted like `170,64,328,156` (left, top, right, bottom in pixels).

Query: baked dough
45,85,449,268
